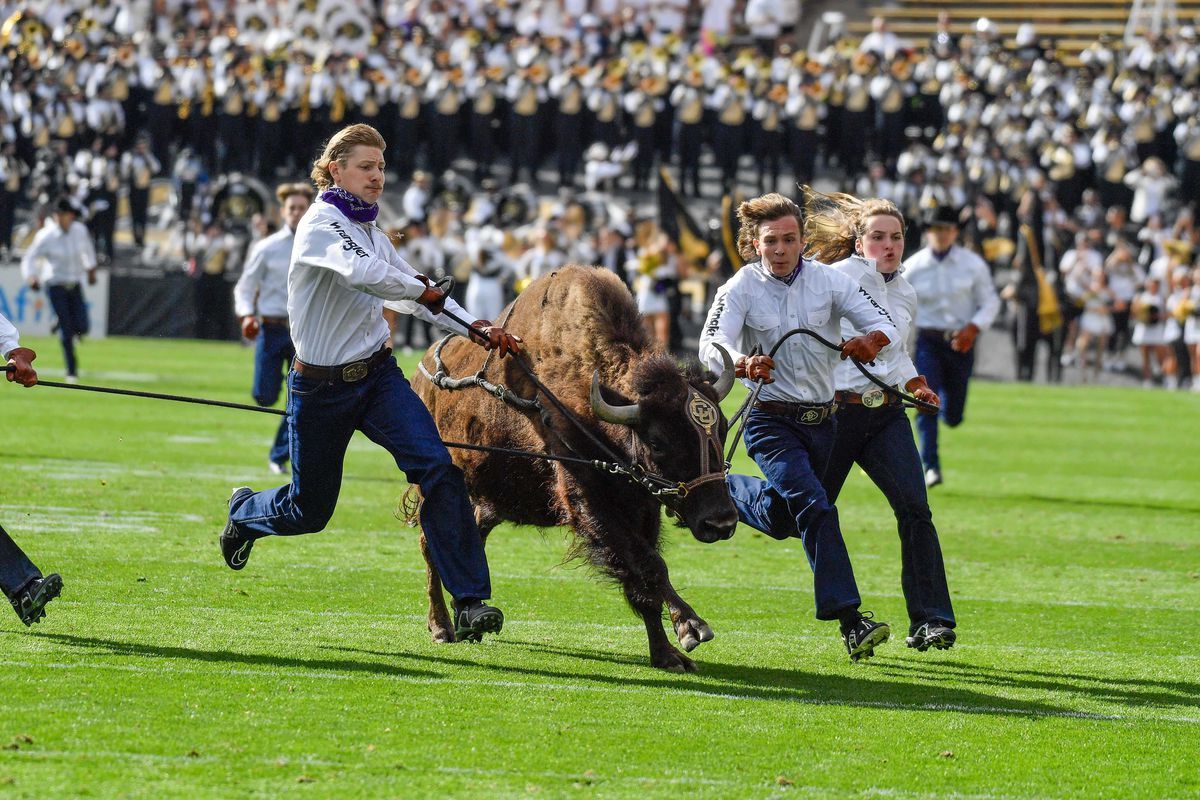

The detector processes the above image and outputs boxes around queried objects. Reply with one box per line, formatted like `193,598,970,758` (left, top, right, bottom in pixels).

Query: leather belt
755,399,837,425
835,389,902,408
293,346,392,383
261,316,289,328
919,328,956,342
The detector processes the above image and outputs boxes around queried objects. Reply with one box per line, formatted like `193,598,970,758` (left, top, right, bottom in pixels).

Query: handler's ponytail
802,186,905,264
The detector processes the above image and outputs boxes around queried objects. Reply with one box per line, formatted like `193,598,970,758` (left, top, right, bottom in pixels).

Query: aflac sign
0,267,109,338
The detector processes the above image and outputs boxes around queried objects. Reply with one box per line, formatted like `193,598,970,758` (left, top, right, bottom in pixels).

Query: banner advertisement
0,267,109,338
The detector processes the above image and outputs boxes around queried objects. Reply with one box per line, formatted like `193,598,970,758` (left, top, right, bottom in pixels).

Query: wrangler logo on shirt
329,221,370,258
857,286,895,325
704,293,727,336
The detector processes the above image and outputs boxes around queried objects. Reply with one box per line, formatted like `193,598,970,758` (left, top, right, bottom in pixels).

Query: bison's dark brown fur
412,265,737,671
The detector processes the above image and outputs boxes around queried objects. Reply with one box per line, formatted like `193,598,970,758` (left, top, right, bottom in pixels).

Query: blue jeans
252,322,295,465
0,523,41,599
914,333,975,472
230,356,492,601
726,409,861,620
46,283,89,377
821,404,955,632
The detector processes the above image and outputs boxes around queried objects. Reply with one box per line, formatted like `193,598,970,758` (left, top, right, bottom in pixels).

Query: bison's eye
645,436,669,457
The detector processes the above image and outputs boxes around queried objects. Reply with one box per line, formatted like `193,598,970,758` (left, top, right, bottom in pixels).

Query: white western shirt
234,226,294,318
830,256,920,393
20,219,97,286
288,199,477,367
903,244,1000,332
699,259,899,404
0,310,20,359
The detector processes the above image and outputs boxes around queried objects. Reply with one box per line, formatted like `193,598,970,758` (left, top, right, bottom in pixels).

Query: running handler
1,310,63,626
220,124,522,641
804,189,956,652
699,192,899,661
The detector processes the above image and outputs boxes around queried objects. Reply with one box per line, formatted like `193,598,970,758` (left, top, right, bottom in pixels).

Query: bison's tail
397,485,424,527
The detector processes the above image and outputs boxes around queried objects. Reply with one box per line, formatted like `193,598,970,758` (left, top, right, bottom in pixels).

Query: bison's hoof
676,620,715,652
653,647,698,673
429,623,456,644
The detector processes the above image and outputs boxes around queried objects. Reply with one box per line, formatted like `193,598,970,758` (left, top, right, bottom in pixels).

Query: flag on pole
657,167,710,267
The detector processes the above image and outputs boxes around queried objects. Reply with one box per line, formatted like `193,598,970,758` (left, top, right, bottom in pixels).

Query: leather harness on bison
410,265,739,672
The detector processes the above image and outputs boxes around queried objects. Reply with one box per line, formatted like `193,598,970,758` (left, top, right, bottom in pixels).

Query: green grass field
1,335,1198,799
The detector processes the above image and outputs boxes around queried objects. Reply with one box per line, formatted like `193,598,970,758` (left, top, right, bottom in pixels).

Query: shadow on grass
1004,492,1200,516
874,658,1200,711
330,639,1108,721
21,631,441,679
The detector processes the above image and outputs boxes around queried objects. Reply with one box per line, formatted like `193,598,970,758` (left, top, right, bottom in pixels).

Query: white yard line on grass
0,658,1158,724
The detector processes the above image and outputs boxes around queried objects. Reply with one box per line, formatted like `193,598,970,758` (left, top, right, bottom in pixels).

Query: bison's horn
710,343,736,401
590,370,640,426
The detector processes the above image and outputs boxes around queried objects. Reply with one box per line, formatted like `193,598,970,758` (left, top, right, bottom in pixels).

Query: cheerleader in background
1184,267,1200,393
1131,277,1173,388
1075,272,1115,383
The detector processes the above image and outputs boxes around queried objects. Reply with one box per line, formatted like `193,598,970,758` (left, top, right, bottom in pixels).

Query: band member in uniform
549,65,588,188
0,142,26,260
507,63,548,185
426,62,465,180
20,197,97,382
787,72,825,189
0,316,63,627
624,73,663,192
121,138,161,248
220,124,522,641
670,68,707,197
468,64,505,182
233,183,314,474
391,66,428,182
752,82,787,194
903,206,1001,487
709,72,750,193
803,188,956,653
699,192,900,661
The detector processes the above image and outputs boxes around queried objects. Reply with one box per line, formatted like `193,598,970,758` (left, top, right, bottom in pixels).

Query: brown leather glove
904,374,940,414
951,322,980,353
735,354,775,383
415,277,447,315
5,347,38,387
470,320,523,358
840,330,891,363
240,315,260,340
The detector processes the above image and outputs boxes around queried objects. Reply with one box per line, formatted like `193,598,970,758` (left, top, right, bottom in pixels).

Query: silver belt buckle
341,361,369,382
862,388,885,408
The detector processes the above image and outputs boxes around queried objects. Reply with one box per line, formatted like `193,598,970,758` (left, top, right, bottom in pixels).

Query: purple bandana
321,186,379,223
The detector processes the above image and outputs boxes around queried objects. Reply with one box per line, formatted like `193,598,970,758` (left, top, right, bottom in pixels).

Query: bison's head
590,345,738,543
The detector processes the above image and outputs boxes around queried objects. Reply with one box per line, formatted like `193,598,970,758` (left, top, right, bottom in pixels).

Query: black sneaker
220,487,255,571
842,612,891,662
453,600,504,643
11,573,63,627
906,621,956,652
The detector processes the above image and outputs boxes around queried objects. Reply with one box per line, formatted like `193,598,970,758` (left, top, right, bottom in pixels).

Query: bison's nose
694,509,739,543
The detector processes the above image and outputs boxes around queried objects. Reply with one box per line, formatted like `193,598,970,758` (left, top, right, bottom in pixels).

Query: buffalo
410,265,739,671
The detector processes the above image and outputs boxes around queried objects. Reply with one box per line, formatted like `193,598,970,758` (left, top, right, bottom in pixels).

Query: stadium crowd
1,1,1199,387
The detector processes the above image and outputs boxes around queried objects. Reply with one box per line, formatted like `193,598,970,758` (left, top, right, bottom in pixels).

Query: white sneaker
268,460,287,475
924,468,943,488
64,374,79,384
1165,375,1179,390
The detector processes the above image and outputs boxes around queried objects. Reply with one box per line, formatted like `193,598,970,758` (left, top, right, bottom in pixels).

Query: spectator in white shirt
20,196,96,381
232,182,313,473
